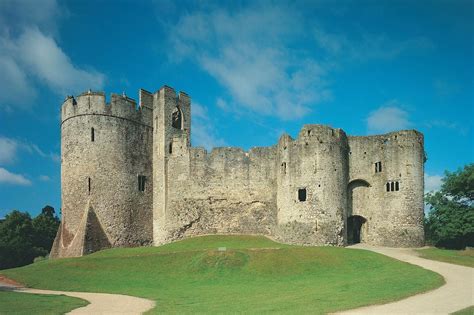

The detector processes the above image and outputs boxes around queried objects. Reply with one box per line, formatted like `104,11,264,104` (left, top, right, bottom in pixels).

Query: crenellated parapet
61,90,153,127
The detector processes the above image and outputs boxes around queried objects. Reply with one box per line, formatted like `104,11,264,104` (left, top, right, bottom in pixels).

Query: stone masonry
50,86,425,258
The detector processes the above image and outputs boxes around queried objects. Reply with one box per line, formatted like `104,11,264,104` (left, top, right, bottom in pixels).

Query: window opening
169,142,173,154
91,128,95,142
395,181,399,191
88,177,91,194
138,175,146,192
281,162,287,174
298,188,307,202
386,183,390,192
375,161,382,173
391,182,395,191
171,107,182,129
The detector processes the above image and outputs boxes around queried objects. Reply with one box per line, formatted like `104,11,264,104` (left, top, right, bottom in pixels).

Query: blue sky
0,0,473,218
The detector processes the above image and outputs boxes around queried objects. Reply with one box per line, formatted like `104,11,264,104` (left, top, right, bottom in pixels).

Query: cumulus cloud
367,101,411,134
168,6,331,120
0,0,104,111
425,173,443,193
191,103,226,150
0,167,31,186
0,136,18,164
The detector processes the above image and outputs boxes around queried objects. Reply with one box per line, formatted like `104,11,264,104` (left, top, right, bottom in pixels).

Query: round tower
377,130,425,246
276,125,349,245
51,90,154,258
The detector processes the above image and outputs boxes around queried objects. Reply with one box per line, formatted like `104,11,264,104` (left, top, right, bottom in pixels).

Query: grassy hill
1,235,444,314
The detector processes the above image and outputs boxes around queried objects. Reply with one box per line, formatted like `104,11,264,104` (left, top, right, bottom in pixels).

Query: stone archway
347,215,367,244
347,179,370,244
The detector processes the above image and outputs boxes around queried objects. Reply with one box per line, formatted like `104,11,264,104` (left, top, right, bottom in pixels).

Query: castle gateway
51,86,425,258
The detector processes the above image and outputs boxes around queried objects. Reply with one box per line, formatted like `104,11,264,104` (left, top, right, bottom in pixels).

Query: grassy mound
416,247,474,267
1,235,443,314
0,291,88,315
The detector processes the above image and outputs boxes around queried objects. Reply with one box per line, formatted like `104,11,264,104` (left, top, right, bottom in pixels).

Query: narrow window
281,162,286,174
169,142,173,154
386,182,390,192
298,188,307,202
91,128,95,142
171,107,182,129
138,175,146,192
391,182,395,191
375,162,382,173
88,177,91,194
395,181,399,191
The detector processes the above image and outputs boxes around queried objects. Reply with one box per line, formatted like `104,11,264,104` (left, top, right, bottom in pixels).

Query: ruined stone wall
348,130,425,247
158,145,277,243
53,90,153,258
275,125,349,246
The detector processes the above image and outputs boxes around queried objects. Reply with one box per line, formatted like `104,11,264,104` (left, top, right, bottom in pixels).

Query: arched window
171,107,183,129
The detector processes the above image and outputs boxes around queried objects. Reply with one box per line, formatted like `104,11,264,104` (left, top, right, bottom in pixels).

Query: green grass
417,247,474,268
1,235,444,314
451,305,474,315
0,291,88,315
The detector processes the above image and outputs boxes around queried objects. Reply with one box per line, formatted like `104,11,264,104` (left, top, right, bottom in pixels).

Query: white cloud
0,136,59,164
39,175,51,181
0,167,31,186
425,173,443,193
0,56,36,110
168,6,331,120
0,136,18,165
191,103,226,150
0,1,104,111
367,101,411,134
15,28,105,95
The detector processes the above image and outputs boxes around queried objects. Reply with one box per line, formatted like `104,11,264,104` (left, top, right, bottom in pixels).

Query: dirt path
0,279,155,315
336,244,474,315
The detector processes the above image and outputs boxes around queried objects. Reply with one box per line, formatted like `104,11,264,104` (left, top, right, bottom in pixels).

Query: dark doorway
347,215,366,244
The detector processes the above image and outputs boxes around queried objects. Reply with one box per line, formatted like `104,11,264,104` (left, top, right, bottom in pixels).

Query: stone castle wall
51,85,425,258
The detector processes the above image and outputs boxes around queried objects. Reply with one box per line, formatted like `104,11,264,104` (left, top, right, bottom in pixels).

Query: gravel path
0,280,155,315
336,244,473,315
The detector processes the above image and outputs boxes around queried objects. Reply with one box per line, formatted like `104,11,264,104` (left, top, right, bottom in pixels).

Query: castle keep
51,86,425,258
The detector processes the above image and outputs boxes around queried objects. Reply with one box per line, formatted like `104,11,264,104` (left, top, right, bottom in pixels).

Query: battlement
348,129,424,147
298,124,347,142
157,86,190,107
61,90,153,127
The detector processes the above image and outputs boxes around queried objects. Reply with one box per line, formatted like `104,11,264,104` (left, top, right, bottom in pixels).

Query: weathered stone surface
51,86,425,258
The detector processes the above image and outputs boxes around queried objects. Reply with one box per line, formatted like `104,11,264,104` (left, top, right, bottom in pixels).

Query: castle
50,86,425,258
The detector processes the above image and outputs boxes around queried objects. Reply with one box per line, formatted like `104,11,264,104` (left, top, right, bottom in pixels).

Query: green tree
0,206,60,270
32,205,60,250
425,164,474,249
0,211,44,269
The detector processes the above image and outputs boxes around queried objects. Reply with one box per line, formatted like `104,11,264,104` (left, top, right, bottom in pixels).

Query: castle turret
276,125,349,245
152,86,191,245
51,90,154,258
348,130,424,247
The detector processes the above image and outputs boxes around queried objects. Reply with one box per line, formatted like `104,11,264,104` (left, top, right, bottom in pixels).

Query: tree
32,205,60,250
425,164,474,249
0,206,60,270
0,211,42,269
